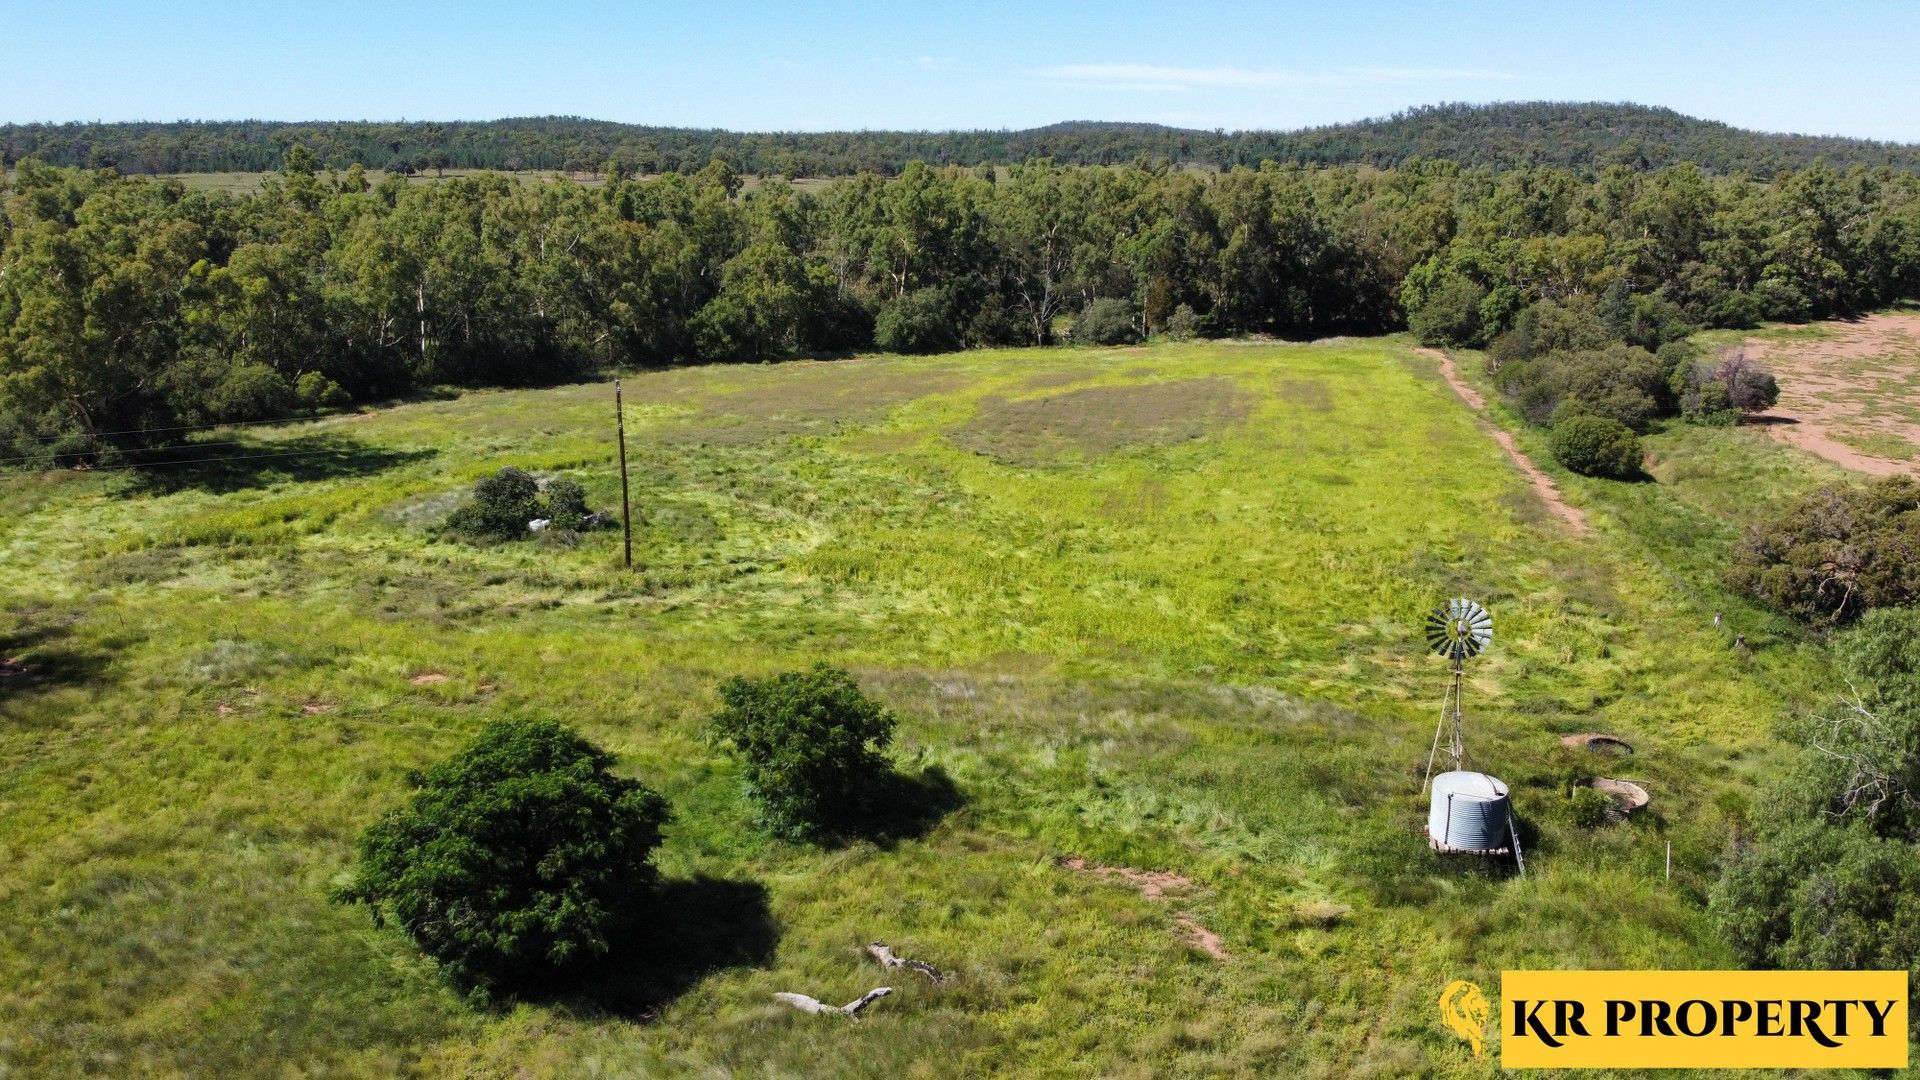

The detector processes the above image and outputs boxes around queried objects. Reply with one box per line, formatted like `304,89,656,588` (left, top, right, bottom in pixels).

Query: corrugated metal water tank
1427,771,1512,853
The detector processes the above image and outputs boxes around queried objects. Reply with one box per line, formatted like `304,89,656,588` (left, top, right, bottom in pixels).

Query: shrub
706,663,897,839
1549,415,1643,478
1728,476,1920,625
338,719,670,993
1679,377,1741,426
1497,343,1669,430
544,478,593,531
1677,347,1779,424
1487,297,1613,371
1656,339,1703,387
1407,276,1487,347
1599,280,1695,351
1071,298,1141,345
1711,818,1920,981
1717,348,1780,413
1164,303,1199,341
1837,607,1920,720
1705,289,1763,329
447,467,543,541
208,363,296,421
294,371,350,410
873,287,959,355
1568,785,1614,828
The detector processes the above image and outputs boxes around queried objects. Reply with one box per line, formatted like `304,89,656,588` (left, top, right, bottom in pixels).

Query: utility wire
5,411,350,444
0,437,290,466
62,446,365,472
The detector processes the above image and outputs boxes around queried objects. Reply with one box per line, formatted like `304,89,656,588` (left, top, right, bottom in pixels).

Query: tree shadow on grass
856,764,967,846
120,436,436,496
535,875,781,1020
0,623,111,718
798,764,969,850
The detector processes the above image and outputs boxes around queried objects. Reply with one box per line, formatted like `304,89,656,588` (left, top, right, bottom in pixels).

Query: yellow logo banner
1500,970,1908,1069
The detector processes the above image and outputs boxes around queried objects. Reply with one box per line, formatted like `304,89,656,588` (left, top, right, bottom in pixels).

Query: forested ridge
8,102,1920,179
2,146,1918,458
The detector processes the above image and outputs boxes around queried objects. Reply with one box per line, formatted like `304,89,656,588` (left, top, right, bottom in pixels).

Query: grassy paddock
0,337,1840,1076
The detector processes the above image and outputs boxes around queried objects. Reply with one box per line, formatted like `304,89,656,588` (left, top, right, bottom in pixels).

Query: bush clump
543,479,593,531
1568,785,1615,828
338,719,670,994
295,371,351,410
1711,604,1920,1001
1163,303,1199,341
1496,343,1670,431
1071,298,1141,345
1712,817,1920,977
208,363,296,421
1676,347,1779,425
1406,276,1487,348
706,663,897,839
1486,296,1614,372
446,467,603,541
1549,415,1643,478
874,287,959,355
1728,476,1920,625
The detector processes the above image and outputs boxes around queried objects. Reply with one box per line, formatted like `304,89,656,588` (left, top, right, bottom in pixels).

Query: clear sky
7,1,1920,141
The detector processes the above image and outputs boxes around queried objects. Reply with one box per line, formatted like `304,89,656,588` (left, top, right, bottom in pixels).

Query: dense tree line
8,103,1920,181
1713,606,1920,999
3,149,1919,458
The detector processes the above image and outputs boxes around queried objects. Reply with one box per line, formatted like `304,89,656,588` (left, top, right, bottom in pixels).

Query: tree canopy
10,103,1920,179
3,149,1919,458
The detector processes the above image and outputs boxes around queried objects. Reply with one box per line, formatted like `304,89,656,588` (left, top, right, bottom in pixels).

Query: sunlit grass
0,337,1841,1076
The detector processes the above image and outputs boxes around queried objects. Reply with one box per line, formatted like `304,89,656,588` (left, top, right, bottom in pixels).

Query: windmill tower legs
1421,659,1466,791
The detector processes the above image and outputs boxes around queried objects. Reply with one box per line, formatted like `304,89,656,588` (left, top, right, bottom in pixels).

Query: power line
5,411,350,444
67,446,365,473
0,437,277,466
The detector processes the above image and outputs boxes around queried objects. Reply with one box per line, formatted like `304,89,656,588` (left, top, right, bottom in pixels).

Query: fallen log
773,987,893,1017
868,942,947,984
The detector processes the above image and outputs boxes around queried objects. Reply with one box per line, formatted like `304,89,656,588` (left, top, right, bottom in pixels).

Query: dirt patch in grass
1021,366,1100,390
839,428,928,455
949,378,1251,465
1060,856,1193,899
1278,378,1334,414
706,364,965,422
409,672,449,685
1062,856,1227,961
1743,313,1920,476
1561,732,1634,753
1175,914,1230,961
650,363,967,445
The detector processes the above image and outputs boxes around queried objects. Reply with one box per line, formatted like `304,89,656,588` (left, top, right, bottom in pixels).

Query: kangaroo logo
1439,979,1490,1057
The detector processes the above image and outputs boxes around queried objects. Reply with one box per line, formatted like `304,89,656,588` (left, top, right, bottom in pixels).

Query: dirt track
1416,347,1591,535
1743,313,1920,477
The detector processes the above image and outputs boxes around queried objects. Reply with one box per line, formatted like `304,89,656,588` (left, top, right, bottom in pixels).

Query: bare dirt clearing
1416,347,1590,535
949,378,1251,465
1060,857,1228,961
1744,313,1920,476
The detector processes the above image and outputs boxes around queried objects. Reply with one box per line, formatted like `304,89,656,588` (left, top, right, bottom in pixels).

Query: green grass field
0,336,1847,1076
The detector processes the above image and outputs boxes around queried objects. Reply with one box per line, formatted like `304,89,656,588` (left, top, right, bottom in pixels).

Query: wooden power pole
615,380,632,569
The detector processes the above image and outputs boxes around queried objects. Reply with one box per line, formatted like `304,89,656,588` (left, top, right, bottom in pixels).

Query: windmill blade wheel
1425,598,1492,662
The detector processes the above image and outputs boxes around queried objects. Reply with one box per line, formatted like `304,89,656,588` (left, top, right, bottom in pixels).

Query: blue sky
7,1,1920,140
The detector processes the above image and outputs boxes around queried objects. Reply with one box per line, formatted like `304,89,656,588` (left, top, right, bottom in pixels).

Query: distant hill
7,102,1919,179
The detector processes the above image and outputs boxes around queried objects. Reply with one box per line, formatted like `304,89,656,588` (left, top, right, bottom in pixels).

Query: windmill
1421,598,1492,791
1419,598,1524,874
